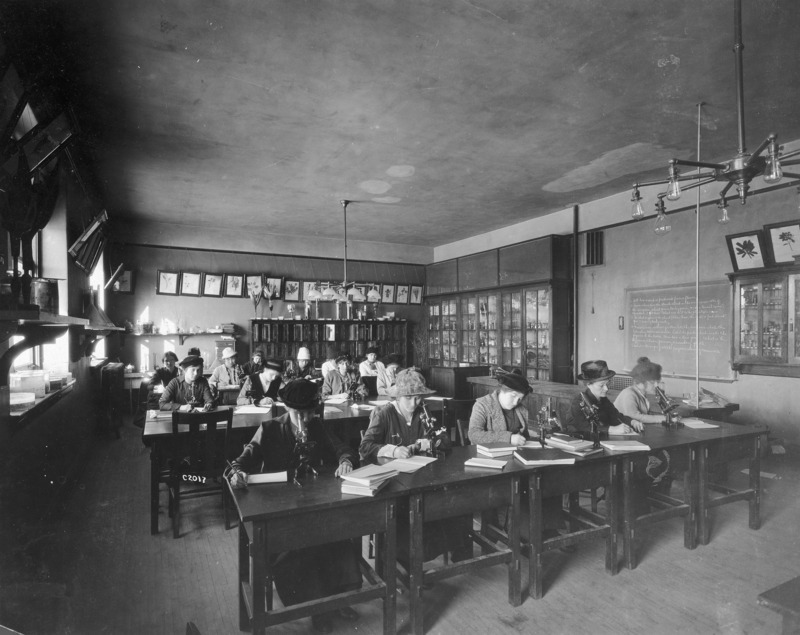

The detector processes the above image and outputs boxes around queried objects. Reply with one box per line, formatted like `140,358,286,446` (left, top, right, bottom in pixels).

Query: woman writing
468,368,532,446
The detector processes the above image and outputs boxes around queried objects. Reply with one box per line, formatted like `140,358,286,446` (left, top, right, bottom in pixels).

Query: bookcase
250,318,408,364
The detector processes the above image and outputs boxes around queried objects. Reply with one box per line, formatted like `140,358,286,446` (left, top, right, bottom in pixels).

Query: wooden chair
168,408,234,538
441,398,475,446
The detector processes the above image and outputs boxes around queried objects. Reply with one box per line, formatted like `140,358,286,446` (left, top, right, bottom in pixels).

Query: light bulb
763,156,783,183
717,200,730,224
666,177,681,201
653,200,671,235
630,188,644,220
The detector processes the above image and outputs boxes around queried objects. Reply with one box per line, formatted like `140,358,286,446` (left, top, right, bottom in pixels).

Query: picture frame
202,273,223,297
395,284,409,304
726,231,767,272
763,220,800,265
302,281,317,301
180,272,202,296
246,274,264,299
284,280,300,302
265,277,283,300
381,283,396,304
409,285,423,305
224,273,244,297
113,269,135,294
366,284,381,303
156,270,180,295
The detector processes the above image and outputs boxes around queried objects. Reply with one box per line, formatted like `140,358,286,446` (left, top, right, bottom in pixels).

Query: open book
340,463,399,487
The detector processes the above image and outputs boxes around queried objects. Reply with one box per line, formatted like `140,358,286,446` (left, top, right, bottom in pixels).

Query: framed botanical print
156,270,179,295
202,273,223,297
302,281,317,301
224,274,244,297
395,284,409,304
265,277,283,300
409,285,423,305
284,280,300,302
180,272,202,296
113,269,135,294
763,220,800,265
381,283,396,304
246,274,264,298
366,284,381,303
726,231,767,272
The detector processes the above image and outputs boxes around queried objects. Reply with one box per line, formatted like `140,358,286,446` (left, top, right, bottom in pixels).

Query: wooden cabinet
427,365,491,399
731,268,800,377
250,318,408,364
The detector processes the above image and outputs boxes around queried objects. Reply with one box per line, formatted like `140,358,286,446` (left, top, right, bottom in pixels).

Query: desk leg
150,443,160,535
750,435,762,530
606,462,618,576
251,522,267,635
238,521,250,631
508,475,522,606
409,493,424,635
383,500,397,635
622,457,636,570
529,473,544,599
686,448,698,549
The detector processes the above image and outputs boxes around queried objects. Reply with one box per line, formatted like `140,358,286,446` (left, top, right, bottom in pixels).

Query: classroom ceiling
5,0,800,250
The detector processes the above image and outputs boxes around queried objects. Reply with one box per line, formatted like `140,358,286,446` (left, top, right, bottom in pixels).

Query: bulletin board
624,281,732,379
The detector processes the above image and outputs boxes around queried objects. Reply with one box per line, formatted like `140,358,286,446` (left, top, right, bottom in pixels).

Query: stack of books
340,463,399,497
545,433,604,457
476,443,518,458
512,447,576,467
464,456,507,470
599,440,651,452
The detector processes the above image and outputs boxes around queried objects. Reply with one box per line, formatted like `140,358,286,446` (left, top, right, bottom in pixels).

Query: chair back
361,375,378,397
441,398,476,446
170,408,235,477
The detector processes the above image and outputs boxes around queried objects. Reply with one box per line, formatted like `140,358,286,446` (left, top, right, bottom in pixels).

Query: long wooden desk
143,401,371,535
227,474,400,635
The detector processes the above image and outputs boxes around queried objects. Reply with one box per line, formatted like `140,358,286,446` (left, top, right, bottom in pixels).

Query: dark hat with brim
179,355,204,369
264,359,282,373
496,368,532,395
279,379,320,410
577,360,616,384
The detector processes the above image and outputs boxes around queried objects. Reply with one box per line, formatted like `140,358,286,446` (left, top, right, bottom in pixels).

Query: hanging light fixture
717,197,730,224
653,196,671,235
630,0,800,220
367,285,381,302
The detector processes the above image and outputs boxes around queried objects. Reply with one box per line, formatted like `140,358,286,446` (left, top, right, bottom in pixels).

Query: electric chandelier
630,0,800,229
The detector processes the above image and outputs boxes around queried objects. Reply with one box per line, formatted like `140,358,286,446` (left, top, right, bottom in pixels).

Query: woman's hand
228,467,248,489
416,438,431,453
393,445,413,459
258,397,273,408
630,419,644,433
335,460,353,478
510,433,527,446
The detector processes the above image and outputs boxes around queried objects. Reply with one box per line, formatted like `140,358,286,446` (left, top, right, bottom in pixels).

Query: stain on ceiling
4,0,800,249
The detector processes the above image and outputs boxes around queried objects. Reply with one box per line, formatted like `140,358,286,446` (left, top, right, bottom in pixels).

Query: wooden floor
2,415,799,635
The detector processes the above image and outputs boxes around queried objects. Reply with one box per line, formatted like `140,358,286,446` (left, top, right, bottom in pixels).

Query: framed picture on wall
302,281,317,300
409,285,423,305
202,273,223,297
180,272,202,296
156,270,179,295
284,280,300,302
224,274,244,297
113,269,135,294
366,284,381,303
395,284,409,304
381,284,396,304
726,231,767,271
246,274,264,299
763,220,800,265
265,277,283,300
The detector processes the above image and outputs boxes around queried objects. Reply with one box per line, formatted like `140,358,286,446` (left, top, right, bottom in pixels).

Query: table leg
238,521,250,631
251,521,267,635
605,461,618,576
529,473,544,599
409,493,424,635
507,475,522,606
150,443,160,535
697,445,710,546
622,457,636,570
383,500,397,635
750,435,762,530
685,447,698,549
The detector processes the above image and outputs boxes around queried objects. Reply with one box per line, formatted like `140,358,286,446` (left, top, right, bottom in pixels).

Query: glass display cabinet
501,290,523,370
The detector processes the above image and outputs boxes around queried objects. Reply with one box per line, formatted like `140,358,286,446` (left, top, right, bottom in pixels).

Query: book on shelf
476,443,518,458
512,447,575,467
599,440,651,452
464,457,507,470
339,463,398,487
341,478,391,497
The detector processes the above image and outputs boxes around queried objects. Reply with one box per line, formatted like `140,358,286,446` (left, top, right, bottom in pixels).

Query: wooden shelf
0,309,89,326
123,331,236,345
8,380,76,429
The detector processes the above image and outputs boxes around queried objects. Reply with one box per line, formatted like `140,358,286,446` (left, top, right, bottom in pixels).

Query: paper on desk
680,418,719,429
247,471,288,485
388,456,438,472
235,405,273,414
369,400,391,406
324,406,344,414
325,396,349,404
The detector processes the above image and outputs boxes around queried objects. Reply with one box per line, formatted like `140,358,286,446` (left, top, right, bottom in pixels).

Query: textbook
545,433,596,452
476,443,518,458
599,440,651,452
339,463,398,487
550,444,604,458
247,471,288,484
464,457,507,470
512,447,575,467
389,456,438,473
341,478,391,497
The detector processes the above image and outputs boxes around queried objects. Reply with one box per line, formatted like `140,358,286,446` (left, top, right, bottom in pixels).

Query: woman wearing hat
284,346,321,381
228,379,361,632
321,353,367,399
236,359,284,407
358,346,385,377
208,347,243,390
468,368,532,446
159,355,215,411
565,360,643,438
241,347,266,377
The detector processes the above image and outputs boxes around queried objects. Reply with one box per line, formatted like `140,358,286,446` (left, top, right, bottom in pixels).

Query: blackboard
625,281,732,379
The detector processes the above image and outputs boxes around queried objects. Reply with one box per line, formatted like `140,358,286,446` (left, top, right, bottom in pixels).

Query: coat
468,391,529,445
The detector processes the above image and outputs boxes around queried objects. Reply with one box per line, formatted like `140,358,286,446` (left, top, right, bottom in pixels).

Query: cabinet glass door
525,287,551,381
427,302,441,366
460,296,478,364
501,290,522,370
477,293,498,365
441,298,458,366
761,280,787,361
790,275,800,364
738,282,760,358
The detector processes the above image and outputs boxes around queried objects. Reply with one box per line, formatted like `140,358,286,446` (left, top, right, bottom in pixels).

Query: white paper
388,456,438,473
325,396,349,404
235,405,273,414
247,471,288,484
680,418,719,429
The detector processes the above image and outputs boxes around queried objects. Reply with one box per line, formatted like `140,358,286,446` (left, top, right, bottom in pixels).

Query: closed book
476,443,517,457
546,433,595,452
555,445,604,458
599,440,651,452
465,457,507,470
513,447,575,466
246,471,288,485
340,463,398,487
341,479,390,497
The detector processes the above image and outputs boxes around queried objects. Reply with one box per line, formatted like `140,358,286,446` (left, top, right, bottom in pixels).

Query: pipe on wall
572,204,579,384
